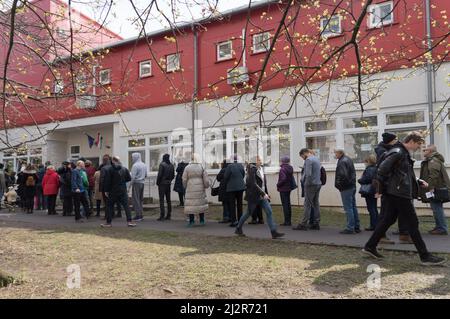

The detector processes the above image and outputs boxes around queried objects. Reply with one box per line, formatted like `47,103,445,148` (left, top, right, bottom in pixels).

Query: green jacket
81,170,89,189
419,152,450,203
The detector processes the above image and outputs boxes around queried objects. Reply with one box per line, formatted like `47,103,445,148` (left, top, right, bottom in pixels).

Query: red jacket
85,166,96,188
42,169,60,195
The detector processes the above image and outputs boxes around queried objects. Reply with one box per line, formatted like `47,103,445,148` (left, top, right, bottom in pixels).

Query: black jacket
157,161,175,186
358,165,377,185
58,167,72,197
377,142,420,200
173,162,188,193
103,163,131,197
99,163,111,193
335,155,356,191
245,164,268,203
224,162,246,192
216,164,228,202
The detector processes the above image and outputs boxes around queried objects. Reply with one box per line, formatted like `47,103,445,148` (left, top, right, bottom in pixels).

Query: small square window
71,145,80,154
217,40,232,61
139,60,152,78
54,79,64,94
166,53,180,72
368,1,394,29
252,32,270,54
99,69,111,85
320,15,342,38
75,73,87,94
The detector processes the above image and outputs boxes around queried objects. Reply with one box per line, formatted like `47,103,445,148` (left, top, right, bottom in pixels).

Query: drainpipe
191,24,198,153
425,0,434,144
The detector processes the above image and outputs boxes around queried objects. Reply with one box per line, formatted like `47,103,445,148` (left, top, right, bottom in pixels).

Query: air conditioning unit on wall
76,95,97,109
227,66,249,85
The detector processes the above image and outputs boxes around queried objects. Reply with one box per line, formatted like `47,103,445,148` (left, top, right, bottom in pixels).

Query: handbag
290,175,298,191
434,187,450,203
359,184,374,197
211,177,220,196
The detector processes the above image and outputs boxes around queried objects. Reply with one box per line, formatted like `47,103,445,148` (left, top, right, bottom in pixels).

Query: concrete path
0,210,449,254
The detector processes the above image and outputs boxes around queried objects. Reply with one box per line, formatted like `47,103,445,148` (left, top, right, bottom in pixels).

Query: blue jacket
71,168,85,193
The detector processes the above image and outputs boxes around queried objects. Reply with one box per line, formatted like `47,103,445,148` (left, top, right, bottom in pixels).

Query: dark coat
245,164,268,203
21,170,38,198
216,164,228,202
375,142,392,162
99,163,111,193
103,163,131,198
419,152,450,203
174,162,188,193
377,142,419,200
277,163,294,192
224,162,246,192
58,167,72,198
358,165,377,198
157,161,175,186
335,155,356,191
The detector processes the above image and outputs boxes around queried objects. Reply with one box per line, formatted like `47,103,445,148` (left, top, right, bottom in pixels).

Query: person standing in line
156,154,175,221
216,159,231,223
42,165,60,215
0,164,6,210
235,156,284,239
21,164,38,214
224,154,246,227
71,160,91,222
35,164,46,211
93,167,103,217
174,159,188,208
130,152,147,221
334,148,360,234
358,155,378,231
99,154,121,219
101,156,136,228
419,145,450,235
277,156,295,226
363,131,446,266
85,160,96,211
58,161,73,216
294,149,322,230
182,154,210,226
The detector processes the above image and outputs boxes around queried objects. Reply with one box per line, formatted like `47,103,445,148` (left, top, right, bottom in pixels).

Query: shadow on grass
1,216,449,297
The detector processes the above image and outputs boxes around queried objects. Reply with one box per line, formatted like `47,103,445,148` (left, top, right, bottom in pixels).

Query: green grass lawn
0,220,449,298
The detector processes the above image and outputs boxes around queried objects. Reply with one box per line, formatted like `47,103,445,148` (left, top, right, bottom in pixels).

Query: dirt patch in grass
0,220,449,298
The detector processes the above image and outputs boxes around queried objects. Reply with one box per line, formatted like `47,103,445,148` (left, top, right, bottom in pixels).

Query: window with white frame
367,1,394,29
320,15,342,38
128,138,147,170
204,129,227,169
54,79,64,94
217,40,233,61
342,115,379,163
252,32,270,54
99,69,111,85
305,119,337,164
166,53,180,72
70,145,80,160
75,74,88,94
2,146,43,173
139,60,152,78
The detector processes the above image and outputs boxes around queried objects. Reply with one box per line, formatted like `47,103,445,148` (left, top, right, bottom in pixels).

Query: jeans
36,185,47,210
107,192,132,224
158,184,172,218
366,194,429,259
222,200,230,221
340,187,360,231
228,190,244,223
430,200,448,232
365,196,379,229
279,191,292,224
132,183,145,219
302,185,321,226
237,198,277,233
73,191,91,220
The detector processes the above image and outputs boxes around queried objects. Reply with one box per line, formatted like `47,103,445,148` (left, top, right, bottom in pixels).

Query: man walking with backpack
363,131,446,266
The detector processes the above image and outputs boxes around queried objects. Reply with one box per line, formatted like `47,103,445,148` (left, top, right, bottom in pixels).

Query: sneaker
310,224,320,230
340,229,355,234
362,247,384,259
271,231,285,239
100,223,111,228
429,229,448,235
399,234,414,244
235,228,245,236
420,255,446,266
127,222,137,227
379,236,395,245
292,224,308,231
355,228,362,234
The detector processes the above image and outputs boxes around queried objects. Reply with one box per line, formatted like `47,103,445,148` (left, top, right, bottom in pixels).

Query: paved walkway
0,210,449,254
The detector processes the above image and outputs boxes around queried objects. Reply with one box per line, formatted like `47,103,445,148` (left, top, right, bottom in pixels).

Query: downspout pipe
425,0,434,144
191,24,198,153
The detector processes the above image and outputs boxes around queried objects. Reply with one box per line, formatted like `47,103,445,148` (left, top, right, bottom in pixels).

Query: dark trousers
102,193,121,218
96,200,102,216
228,190,244,223
365,196,379,229
73,191,91,220
178,192,185,207
36,185,47,210
378,198,408,235
280,191,292,224
107,192,132,224
63,195,73,216
365,194,429,259
158,184,172,218
251,204,263,222
47,195,57,214
87,187,94,210
25,196,34,212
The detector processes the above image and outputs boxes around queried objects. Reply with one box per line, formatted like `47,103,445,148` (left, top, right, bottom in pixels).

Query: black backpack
320,166,327,185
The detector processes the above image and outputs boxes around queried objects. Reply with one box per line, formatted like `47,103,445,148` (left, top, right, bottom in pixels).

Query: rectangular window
150,136,168,146
368,1,394,28
320,15,342,38
166,53,180,72
54,79,64,94
99,69,111,85
150,148,169,172
173,146,192,165
386,111,424,125
387,127,427,160
252,32,270,54
75,74,88,94
343,116,378,129
344,132,378,163
305,120,336,132
128,139,146,147
306,135,336,164
139,60,152,78
204,130,227,169
217,40,232,61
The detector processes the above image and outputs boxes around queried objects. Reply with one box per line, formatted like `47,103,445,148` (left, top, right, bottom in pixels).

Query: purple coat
277,163,294,192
